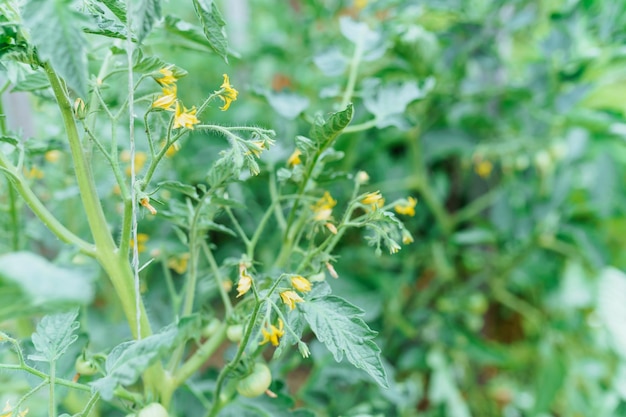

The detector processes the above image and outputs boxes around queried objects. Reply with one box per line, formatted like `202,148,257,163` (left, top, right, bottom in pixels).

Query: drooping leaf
157,180,199,199
192,0,229,63
132,0,161,42
90,323,180,400
309,104,353,149
29,310,80,363
299,294,388,388
83,12,130,40
0,135,19,146
22,0,89,97
220,392,316,417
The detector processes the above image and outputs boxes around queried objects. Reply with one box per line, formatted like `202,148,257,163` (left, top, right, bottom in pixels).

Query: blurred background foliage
4,0,626,416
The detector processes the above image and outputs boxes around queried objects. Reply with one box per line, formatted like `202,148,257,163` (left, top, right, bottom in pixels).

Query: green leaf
313,48,349,76
299,294,388,388
22,0,89,97
0,135,19,146
133,50,166,73
254,88,310,120
132,0,161,42
11,71,49,92
192,0,229,63
362,78,434,129
164,15,213,49
98,0,127,24
531,351,566,415
90,323,179,400
83,12,130,40
220,392,315,417
0,252,94,318
598,267,626,358
157,180,199,199
427,349,471,417
309,104,353,149
29,310,79,363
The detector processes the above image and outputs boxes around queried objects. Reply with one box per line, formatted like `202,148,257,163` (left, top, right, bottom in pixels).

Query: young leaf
90,323,179,400
192,0,229,63
22,0,88,98
29,310,80,363
309,104,353,149
299,294,389,388
133,0,161,42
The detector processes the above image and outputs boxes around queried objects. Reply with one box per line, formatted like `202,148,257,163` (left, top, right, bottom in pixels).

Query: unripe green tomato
138,403,169,417
226,324,244,342
201,318,222,338
236,363,272,398
75,357,98,376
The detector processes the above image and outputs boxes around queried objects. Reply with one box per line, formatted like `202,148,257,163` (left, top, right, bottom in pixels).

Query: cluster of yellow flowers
235,263,313,347
152,67,200,130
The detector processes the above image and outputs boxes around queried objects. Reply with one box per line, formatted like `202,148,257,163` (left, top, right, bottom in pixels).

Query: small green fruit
236,363,272,398
226,324,244,342
138,403,169,417
75,357,98,376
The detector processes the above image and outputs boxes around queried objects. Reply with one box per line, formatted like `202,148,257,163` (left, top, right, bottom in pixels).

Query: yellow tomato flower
361,190,384,205
155,67,177,87
25,166,44,179
168,253,190,274
130,233,149,253
237,265,253,297
475,160,493,178
389,241,401,254
123,151,148,176
325,222,338,234
152,85,177,110
0,401,28,417
161,140,181,158
217,74,238,111
312,191,337,221
259,319,284,347
173,102,200,129
45,150,62,163
280,290,304,310
394,196,417,217
291,275,312,293
287,149,302,166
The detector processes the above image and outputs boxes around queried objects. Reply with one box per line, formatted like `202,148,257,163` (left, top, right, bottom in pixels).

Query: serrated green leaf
133,50,166,73
23,0,88,97
29,310,79,363
299,295,388,388
309,104,353,148
192,0,229,63
98,0,127,24
132,0,161,42
90,323,179,400
84,12,130,40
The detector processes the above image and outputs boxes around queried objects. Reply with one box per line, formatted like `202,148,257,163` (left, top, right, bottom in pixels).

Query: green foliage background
3,0,626,416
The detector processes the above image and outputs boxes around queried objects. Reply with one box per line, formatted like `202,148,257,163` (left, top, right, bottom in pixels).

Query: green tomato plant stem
48,360,56,417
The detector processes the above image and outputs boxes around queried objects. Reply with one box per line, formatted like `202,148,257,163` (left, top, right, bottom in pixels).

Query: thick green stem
172,323,227,387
